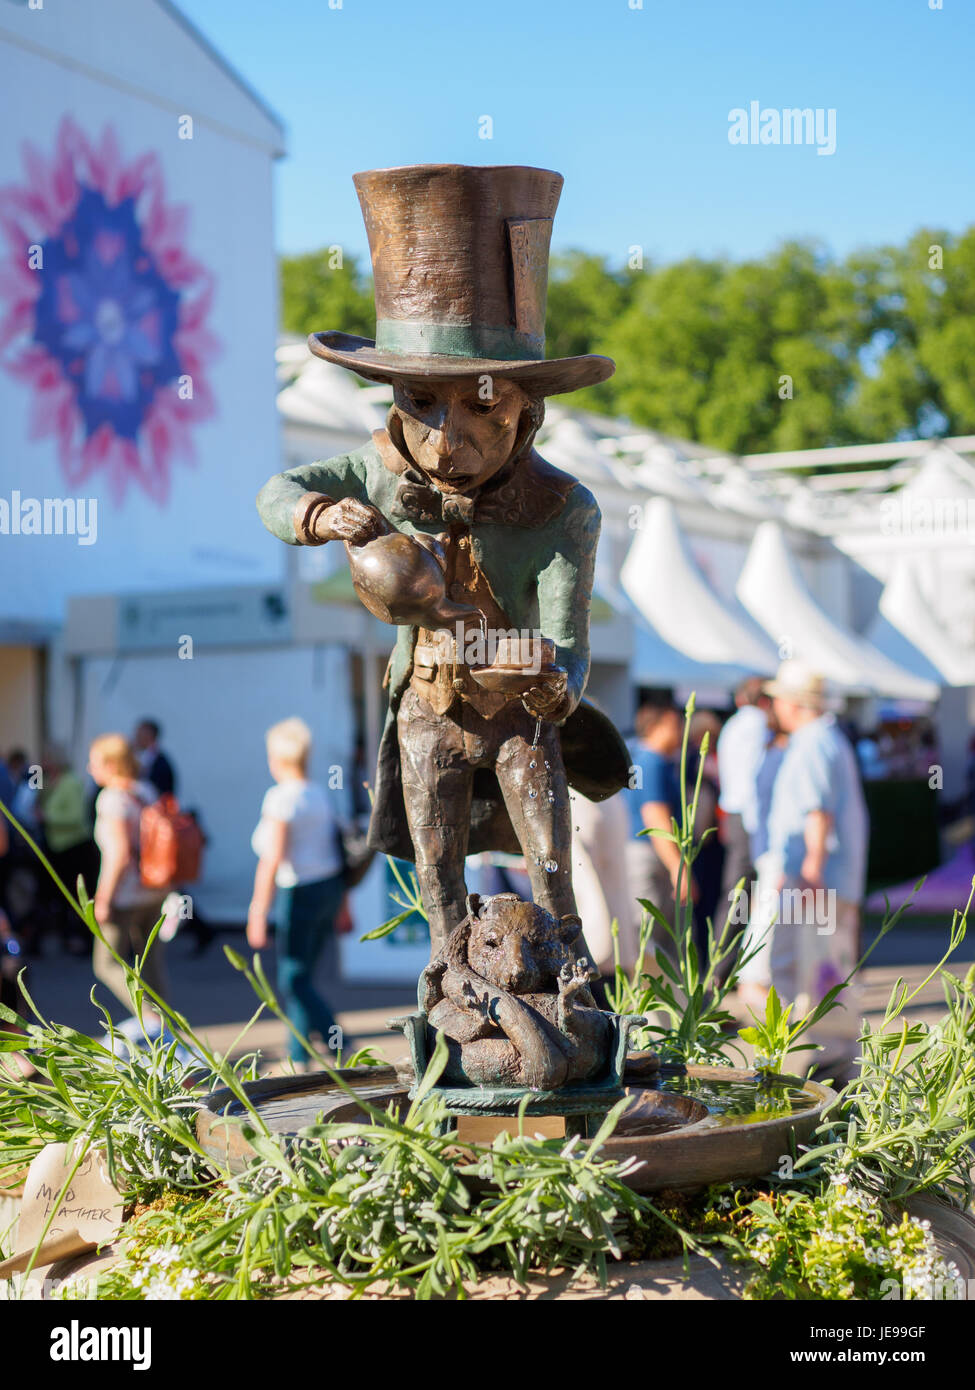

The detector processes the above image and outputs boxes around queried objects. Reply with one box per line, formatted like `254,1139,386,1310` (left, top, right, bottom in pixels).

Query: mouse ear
465,893,482,919
557,913,582,943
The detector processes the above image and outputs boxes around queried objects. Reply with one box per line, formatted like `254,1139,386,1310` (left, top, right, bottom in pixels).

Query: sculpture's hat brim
309,332,615,398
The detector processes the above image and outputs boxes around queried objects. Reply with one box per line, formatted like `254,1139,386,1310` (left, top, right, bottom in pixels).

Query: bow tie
391,476,482,526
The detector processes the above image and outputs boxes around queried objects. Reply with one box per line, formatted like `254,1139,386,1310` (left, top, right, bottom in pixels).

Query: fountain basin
195,1059,834,1192
605,1064,833,1192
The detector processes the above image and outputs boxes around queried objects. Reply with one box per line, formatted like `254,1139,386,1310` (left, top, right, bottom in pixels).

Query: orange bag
139,794,204,889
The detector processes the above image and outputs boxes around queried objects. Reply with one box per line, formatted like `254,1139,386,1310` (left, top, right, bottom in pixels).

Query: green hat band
375,319,544,362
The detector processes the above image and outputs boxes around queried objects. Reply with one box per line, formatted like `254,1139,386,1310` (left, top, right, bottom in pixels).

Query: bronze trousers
397,687,576,954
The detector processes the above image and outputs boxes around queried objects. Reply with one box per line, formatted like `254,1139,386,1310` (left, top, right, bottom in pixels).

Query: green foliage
0,995,238,1204
543,252,639,415
798,892,975,1208
280,250,375,341
730,1182,962,1301
359,855,427,942
91,1038,658,1302
605,695,769,1064
0,800,270,1205
278,222,975,451
5,771,975,1302
94,1194,219,1301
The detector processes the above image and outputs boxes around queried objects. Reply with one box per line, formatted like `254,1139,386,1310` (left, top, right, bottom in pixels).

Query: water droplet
544,859,558,873
531,719,541,750
547,791,555,802
544,761,550,770
529,760,536,769
528,788,537,799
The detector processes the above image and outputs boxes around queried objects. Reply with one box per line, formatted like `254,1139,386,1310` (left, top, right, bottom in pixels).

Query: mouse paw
559,956,593,998
461,979,489,1014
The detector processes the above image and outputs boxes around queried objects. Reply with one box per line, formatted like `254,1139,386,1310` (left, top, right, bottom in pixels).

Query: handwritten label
0,1143,123,1277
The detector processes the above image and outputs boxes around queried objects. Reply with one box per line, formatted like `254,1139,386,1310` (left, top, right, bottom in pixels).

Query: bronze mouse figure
421,893,610,1091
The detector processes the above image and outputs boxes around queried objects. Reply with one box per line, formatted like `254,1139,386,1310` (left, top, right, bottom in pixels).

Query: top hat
309,164,615,397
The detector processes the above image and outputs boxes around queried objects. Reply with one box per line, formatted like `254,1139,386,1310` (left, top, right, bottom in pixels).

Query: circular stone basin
196,1067,406,1172
604,1063,833,1192
196,1058,834,1194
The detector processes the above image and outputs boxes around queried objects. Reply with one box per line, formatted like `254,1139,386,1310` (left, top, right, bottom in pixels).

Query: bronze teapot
345,528,481,631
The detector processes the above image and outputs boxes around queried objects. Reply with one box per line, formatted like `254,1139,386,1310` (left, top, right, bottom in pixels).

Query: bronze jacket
257,433,625,859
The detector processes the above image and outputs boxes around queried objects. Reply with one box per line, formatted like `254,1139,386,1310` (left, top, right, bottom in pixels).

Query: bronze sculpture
257,164,629,961
422,893,611,1091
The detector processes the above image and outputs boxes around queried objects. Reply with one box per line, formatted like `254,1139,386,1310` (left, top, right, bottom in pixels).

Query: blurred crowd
617,660,870,1071
0,713,359,1071
0,671,951,1078
0,721,209,1029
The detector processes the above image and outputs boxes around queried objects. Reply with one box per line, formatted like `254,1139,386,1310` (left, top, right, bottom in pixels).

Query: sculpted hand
314,498,389,545
521,669,570,722
461,978,500,1022
559,957,593,1000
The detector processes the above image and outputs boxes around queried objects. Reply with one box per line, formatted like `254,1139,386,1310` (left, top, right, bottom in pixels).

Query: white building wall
76,643,354,920
0,0,285,625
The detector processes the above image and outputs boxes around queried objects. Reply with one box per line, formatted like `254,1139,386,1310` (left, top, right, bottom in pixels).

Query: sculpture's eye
407,390,435,412
468,397,497,414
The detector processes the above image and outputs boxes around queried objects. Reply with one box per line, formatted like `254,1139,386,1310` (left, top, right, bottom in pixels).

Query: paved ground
15,913,973,1074
17,927,415,1070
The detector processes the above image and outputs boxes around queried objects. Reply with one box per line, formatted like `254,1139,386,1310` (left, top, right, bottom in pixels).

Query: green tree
543,252,638,413
279,226,975,452
280,250,375,340
600,242,869,453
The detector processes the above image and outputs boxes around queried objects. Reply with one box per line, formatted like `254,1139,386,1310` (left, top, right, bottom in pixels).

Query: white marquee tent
866,560,975,688
620,497,779,675
737,522,939,701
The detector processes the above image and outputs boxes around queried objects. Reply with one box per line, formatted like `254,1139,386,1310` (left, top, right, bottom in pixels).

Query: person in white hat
759,660,869,1076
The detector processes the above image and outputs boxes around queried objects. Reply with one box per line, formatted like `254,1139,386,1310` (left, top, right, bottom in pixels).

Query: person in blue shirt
762,661,869,1075
624,703,694,936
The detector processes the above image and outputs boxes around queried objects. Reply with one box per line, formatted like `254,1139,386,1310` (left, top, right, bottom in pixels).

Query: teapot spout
428,597,483,632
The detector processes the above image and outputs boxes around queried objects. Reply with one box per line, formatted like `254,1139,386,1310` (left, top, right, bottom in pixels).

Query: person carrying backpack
247,718,353,1069
88,733,170,1034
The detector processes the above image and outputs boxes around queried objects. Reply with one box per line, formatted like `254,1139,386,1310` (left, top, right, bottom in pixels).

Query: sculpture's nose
504,937,532,989
429,404,460,458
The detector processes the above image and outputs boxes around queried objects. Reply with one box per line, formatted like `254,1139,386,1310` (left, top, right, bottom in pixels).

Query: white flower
144,1276,181,1301
147,1246,180,1268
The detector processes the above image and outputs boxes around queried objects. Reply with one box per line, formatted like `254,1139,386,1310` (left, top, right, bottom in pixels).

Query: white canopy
705,464,784,521
866,560,975,687
537,413,627,491
621,497,779,673
276,349,388,435
895,443,975,503
627,608,758,690
737,522,939,701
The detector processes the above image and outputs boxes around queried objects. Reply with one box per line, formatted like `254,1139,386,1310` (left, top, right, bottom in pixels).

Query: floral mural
0,118,220,504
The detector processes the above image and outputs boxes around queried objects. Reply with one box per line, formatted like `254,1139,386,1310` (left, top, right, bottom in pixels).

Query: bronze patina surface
256,163,633,1104
257,163,626,959
421,893,611,1091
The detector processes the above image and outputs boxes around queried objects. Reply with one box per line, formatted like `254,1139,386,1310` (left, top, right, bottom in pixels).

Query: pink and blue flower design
0,118,220,504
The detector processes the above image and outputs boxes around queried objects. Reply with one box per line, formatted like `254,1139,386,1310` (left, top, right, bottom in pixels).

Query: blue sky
184,0,973,268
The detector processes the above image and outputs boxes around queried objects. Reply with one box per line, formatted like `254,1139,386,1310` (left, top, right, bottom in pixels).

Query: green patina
375,319,545,362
